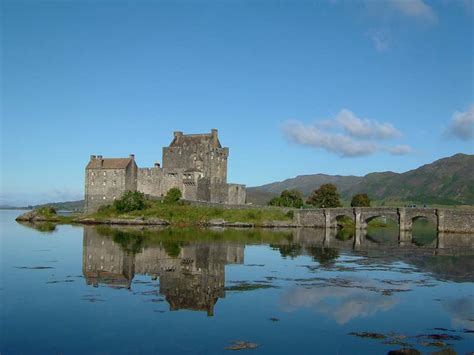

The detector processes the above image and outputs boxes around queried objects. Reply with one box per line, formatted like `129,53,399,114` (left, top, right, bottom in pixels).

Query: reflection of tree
272,243,303,259
17,221,57,233
111,229,145,255
306,247,339,265
162,241,183,257
336,228,354,241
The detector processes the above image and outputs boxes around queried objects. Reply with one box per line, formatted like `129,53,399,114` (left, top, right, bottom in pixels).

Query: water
1,210,473,354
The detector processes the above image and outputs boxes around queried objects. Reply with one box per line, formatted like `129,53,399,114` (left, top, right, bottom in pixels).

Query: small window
102,181,106,186
91,181,94,186
103,196,106,200
113,181,116,186
103,172,106,176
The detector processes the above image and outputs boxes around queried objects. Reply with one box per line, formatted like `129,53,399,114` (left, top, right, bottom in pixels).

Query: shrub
268,189,304,208
36,206,57,216
113,191,146,212
164,188,182,204
351,193,371,207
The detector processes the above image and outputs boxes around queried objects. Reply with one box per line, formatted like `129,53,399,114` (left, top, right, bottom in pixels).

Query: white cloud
387,0,438,22
283,120,377,157
282,109,409,158
387,144,413,155
336,109,401,139
280,281,400,324
445,105,474,141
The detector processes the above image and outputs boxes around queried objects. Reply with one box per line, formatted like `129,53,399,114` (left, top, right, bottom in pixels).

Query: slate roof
86,157,133,170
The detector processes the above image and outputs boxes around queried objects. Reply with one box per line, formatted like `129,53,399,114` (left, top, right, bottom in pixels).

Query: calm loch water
1,210,473,354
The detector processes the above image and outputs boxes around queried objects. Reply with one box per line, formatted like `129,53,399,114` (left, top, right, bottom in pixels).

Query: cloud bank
282,109,411,157
445,105,474,141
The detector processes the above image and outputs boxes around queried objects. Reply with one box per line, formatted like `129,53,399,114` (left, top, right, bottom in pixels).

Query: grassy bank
88,201,292,226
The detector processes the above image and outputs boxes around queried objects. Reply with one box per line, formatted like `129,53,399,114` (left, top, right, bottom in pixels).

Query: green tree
164,187,182,204
306,184,341,208
268,189,304,208
113,191,146,212
351,193,371,207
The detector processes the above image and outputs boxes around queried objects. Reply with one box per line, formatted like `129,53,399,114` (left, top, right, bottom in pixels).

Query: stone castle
84,129,246,212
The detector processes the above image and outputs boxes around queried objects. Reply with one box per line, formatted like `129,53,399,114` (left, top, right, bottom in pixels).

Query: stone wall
85,164,138,213
227,184,246,205
438,209,474,233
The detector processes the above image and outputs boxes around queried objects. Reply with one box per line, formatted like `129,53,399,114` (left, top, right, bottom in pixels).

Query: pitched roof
86,157,133,170
170,133,222,148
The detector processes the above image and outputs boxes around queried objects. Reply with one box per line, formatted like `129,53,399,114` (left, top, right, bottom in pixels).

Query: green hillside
247,153,474,206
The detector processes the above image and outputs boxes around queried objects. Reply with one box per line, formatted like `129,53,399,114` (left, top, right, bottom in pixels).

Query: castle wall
227,184,246,205
85,168,130,213
86,130,246,208
162,146,228,184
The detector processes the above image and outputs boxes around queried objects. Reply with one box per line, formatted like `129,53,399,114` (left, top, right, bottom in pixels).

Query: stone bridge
293,207,474,234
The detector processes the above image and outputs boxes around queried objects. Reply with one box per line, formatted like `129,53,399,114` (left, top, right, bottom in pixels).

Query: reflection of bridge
289,227,474,254
294,207,474,233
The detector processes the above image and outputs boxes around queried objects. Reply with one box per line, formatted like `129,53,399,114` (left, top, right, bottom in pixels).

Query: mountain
247,153,474,206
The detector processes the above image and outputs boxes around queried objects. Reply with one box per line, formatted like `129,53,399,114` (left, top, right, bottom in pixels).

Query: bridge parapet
293,207,474,234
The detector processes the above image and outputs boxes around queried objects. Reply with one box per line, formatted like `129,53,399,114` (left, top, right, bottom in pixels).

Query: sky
1,0,473,206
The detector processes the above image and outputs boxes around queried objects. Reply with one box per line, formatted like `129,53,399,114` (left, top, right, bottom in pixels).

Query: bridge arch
326,208,355,228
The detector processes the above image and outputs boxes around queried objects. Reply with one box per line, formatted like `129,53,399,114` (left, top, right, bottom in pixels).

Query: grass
88,200,292,226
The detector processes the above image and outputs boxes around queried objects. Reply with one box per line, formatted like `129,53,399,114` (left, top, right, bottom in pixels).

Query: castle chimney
174,131,183,138
129,154,135,159
97,155,103,159
211,129,218,146
90,155,96,160
154,162,161,168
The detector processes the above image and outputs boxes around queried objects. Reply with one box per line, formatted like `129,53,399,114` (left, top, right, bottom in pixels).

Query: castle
84,129,246,212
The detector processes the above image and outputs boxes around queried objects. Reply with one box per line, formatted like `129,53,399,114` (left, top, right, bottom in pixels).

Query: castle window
102,181,106,186
113,181,116,186
91,181,94,186
91,172,95,177
91,197,94,200
103,196,106,200
103,172,106,176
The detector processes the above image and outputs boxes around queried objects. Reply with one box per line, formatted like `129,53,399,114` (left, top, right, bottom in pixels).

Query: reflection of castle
82,226,244,316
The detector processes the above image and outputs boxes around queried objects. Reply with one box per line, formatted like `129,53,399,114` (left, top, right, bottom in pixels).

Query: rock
387,349,421,355
74,217,169,226
257,221,297,228
223,222,254,228
15,210,58,222
225,341,259,351
430,348,458,355
208,219,226,226
348,332,386,339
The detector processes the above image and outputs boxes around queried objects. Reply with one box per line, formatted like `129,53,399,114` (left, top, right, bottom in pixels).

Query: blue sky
1,0,473,205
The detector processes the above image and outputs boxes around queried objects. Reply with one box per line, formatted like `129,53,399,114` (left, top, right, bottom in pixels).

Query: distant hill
0,200,85,211
247,153,474,206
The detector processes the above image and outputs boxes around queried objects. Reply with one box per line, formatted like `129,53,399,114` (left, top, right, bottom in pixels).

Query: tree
268,189,304,208
164,187,182,204
306,184,341,208
351,193,371,207
113,191,146,212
